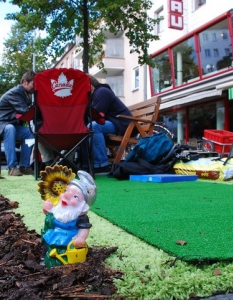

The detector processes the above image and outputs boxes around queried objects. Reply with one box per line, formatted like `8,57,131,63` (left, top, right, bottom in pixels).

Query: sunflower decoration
38,165,75,206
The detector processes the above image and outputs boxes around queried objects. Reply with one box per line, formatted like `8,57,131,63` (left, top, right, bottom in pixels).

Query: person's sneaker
8,167,23,176
19,166,34,175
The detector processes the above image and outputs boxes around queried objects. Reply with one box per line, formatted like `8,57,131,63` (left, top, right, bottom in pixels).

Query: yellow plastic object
174,157,233,181
49,241,88,265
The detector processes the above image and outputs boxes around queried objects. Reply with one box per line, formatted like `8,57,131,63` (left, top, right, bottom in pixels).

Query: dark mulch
0,194,128,300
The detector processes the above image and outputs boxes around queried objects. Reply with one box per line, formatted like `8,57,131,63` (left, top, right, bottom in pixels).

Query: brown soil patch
0,194,126,299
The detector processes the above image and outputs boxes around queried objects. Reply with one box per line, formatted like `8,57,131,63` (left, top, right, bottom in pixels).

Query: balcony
89,56,125,78
74,33,125,78
90,36,125,78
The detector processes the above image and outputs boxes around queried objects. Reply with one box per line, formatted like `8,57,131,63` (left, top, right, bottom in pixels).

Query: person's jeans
81,120,116,168
2,124,34,168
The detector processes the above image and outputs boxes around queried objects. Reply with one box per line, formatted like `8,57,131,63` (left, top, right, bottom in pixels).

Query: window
195,0,206,10
221,32,228,39
204,49,211,57
133,67,139,90
155,7,164,34
106,38,124,58
202,33,208,41
158,111,185,143
150,16,232,95
213,49,219,57
189,103,216,140
151,50,172,93
65,57,69,68
172,37,199,86
199,19,230,74
106,76,124,97
211,33,217,42
225,48,230,56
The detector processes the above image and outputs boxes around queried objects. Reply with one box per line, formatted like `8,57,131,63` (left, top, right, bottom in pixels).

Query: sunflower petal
37,164,76,204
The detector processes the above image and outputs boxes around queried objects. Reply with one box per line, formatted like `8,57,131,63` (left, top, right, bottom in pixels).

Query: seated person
81,75,133,173
0,70,54,176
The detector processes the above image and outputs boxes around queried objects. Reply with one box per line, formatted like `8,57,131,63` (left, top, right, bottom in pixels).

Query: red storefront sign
168,0,183,30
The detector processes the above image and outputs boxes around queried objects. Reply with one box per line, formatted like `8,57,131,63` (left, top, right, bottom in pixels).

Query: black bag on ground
112,158,176,180
111,143,199,180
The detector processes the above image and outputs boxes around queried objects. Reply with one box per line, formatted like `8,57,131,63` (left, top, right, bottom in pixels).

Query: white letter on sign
171,15,183,29
168,0,183,30
171,1,182,13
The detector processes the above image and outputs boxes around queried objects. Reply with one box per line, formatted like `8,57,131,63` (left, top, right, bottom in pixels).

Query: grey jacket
0,84,32,135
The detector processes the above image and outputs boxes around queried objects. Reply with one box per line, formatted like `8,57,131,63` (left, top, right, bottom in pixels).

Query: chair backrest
128,96,161,136
34,68,91,135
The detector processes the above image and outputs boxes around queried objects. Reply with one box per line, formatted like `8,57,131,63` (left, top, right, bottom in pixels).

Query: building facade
54,31,147,106
148,0,233,143
54,0,233,144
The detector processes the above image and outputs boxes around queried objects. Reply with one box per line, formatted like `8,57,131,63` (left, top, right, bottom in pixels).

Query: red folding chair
33,68,93,179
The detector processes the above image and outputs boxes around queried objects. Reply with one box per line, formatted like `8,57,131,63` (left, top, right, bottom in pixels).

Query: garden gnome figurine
38,165,97,267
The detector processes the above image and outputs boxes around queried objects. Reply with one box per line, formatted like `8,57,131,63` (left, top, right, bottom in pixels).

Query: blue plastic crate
129,174,198,183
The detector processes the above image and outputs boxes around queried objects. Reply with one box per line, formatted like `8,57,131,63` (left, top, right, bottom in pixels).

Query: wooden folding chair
106,96,161,171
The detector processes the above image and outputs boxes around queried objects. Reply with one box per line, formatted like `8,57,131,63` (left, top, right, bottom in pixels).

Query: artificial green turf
4,169,233,298
92,176,233,261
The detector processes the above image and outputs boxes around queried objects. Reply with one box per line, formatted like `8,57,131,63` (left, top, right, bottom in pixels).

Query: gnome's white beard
52,201,89,223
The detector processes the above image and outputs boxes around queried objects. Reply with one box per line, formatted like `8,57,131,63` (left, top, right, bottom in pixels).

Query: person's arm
8,87,32,115
92,87,114,114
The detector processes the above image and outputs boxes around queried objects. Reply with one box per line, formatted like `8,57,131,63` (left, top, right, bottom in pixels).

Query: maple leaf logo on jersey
51,73,74,98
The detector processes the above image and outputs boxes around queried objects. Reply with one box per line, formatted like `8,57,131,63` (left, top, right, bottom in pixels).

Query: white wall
123,34,147,106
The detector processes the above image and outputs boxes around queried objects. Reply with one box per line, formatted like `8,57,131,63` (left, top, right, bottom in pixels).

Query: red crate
204,130,233,153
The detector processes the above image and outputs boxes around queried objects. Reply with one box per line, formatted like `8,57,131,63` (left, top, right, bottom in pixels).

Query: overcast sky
0,1,19,55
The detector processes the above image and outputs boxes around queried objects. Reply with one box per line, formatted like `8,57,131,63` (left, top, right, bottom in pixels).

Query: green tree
0,21,50,95
4,0,161,73
216,53,232,70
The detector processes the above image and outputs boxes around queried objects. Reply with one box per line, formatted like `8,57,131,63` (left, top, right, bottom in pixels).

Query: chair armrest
16,105,35,122
116,114,156,124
